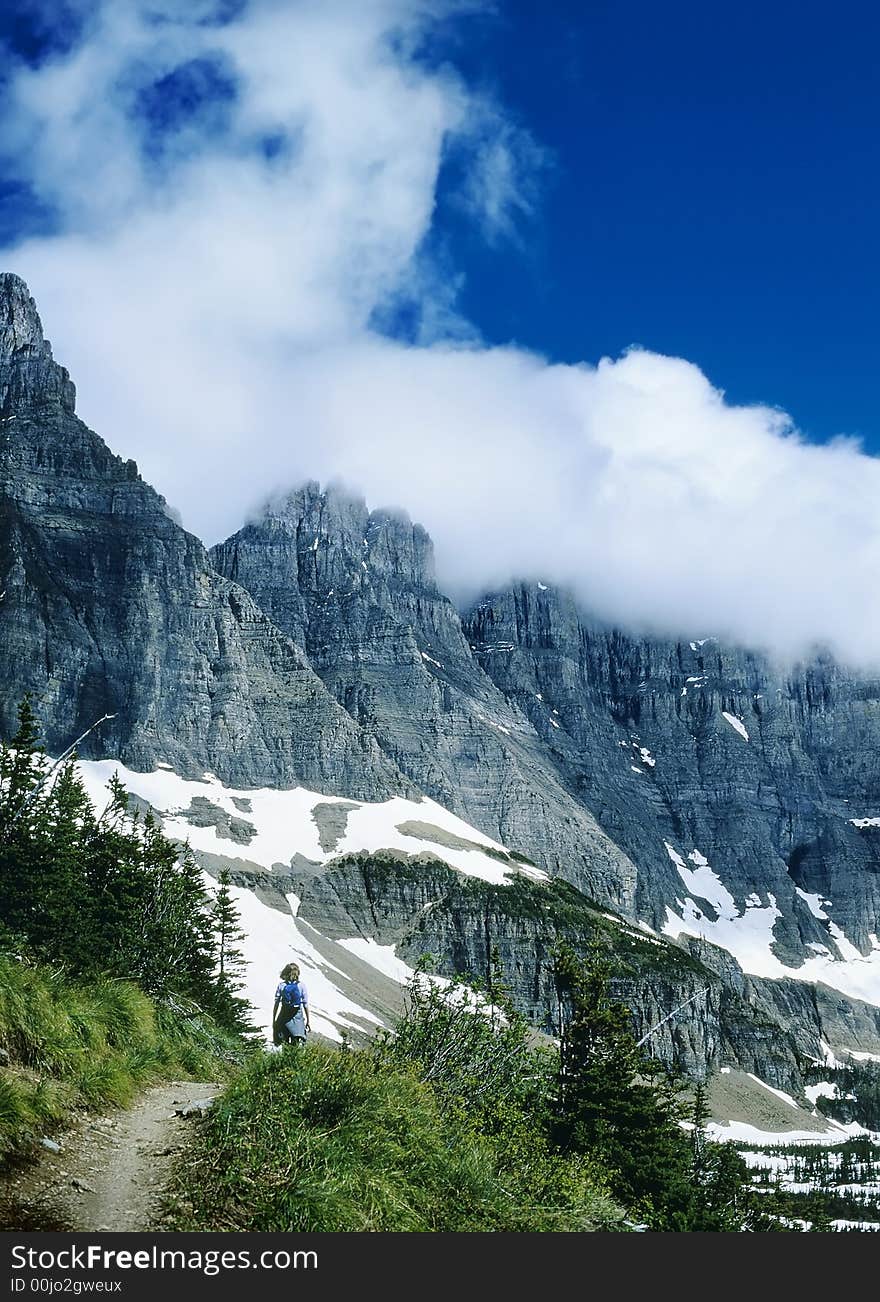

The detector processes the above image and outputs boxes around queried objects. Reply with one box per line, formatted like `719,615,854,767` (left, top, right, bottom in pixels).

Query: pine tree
687,1080,762,1229
210,870,251,1031
0,697,48,839
0,702,71,951
81,772,144,972
552,942,708,1228
551,943,761,1230
0,703,255,1044
690,1079,710,1182
36,755,94,962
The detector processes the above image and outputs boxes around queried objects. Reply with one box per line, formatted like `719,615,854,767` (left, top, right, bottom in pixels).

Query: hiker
272,962,311,1046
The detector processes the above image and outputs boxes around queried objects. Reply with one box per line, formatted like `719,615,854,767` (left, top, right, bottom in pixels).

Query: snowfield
662,842,880,1007
76,760,548,887
74,759,547,1041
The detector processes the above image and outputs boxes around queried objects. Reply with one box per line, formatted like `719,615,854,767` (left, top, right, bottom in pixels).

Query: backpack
280,980,304,1012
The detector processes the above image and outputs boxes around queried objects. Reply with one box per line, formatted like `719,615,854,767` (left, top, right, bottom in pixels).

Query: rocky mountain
464,586,880,969
0,273,404,798
2,271,879,1094
211,485,880,994
211,486,637,908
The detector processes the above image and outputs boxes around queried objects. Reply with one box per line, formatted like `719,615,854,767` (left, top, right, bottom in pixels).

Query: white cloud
3,0,880,667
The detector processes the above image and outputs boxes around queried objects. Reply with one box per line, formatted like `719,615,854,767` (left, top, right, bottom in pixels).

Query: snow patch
815,1041,847,1070
664,879,880,1006
746,1074,800,1109
805,1082,838,1105
664,843,738,920
805,1082,855,1105
337,937,416,986
76,761,544,890
707,1119,873,1145
722,711,749,741
796,887,831,921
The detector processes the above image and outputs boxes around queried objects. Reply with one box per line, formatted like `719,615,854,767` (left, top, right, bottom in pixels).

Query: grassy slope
0,952,245,1163
164,1044,627,1232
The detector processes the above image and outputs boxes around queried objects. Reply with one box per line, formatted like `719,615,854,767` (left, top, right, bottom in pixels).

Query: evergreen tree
0,701,250,1029
550,943,758,1230
0,697,45,833
35,756,94,963
209,870,251,1032
0,703,79,952
81,772,146,972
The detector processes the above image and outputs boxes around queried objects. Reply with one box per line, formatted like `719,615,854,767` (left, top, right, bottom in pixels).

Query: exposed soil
0,1081,220,1232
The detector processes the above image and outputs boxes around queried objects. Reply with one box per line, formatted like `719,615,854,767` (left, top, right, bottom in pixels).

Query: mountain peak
0,272,76,416
0,273,45,350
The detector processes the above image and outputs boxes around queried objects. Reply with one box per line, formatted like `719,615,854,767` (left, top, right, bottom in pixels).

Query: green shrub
165,1045,624,1232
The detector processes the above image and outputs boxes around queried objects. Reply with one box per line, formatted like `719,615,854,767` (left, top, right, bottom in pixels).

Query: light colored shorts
285,1009,307,1039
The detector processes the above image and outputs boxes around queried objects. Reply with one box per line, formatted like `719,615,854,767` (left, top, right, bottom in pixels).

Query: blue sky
427,0,880,452
2,1,880,661
2,0,877,448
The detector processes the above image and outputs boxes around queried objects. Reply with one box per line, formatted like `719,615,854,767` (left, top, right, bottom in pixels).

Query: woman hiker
272,962,311,1045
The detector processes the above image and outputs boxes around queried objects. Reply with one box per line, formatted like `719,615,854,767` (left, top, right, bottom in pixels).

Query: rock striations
463,584,880,962
211,485,638,907
0,274,404,798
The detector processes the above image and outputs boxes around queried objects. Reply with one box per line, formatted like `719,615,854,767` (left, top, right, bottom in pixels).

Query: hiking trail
0,1081,220,1231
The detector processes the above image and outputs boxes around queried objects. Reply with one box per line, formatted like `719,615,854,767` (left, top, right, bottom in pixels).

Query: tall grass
0,952,245,1161
165,1044,625,1232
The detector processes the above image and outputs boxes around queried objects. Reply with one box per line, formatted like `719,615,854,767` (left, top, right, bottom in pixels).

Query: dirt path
1,1081,220,1232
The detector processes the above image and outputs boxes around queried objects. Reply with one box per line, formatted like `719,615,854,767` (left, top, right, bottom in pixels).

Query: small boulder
174,1099,212,1118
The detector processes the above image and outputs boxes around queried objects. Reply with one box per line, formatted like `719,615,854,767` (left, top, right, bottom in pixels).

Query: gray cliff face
211,486,639,908
0,276,405,798
463,584,880,962
213,492,879,977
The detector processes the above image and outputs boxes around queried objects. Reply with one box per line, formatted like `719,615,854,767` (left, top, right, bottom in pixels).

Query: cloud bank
3,0,880,666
